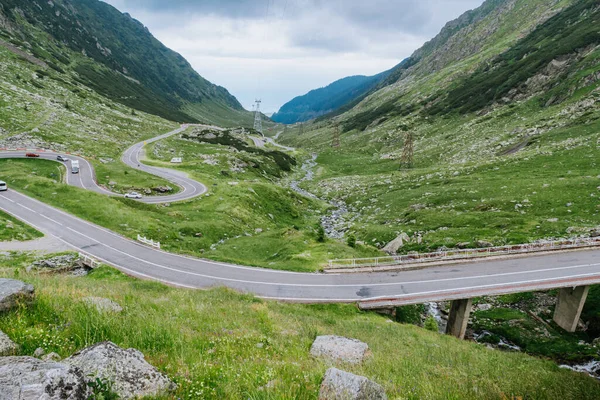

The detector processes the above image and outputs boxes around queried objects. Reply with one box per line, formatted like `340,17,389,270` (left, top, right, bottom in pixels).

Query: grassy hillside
1,255,599,399
0,37,373,270
277,0,600,252
0,212,42,242
0,0,254,125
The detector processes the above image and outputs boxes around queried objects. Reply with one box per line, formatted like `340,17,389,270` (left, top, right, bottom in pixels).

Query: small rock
478,304,492,311
547,218,559,223
319,368,387,400
456,242,471,249
255,228,263,234
83,297,123,313
310,335,369,364
65,341,175,399
476,240,494,248
0,279,35,312
34,347,46,358
0,357,88,399
0,330,18,356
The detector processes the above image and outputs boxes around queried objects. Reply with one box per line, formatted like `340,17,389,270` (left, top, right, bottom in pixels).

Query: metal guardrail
79,253,100,268
327,237,600,270
137,234,161,249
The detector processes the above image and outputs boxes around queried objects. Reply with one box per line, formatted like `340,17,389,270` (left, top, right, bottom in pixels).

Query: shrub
316,225,326,243
346,233,357,248
395,304,425,324
424,315,439,332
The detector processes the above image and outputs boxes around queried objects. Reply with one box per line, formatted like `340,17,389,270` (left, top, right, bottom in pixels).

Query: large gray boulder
0,330,18,356
0,279,34,312
319,368,387,400
382,233,410,255
65,341,175,399
0,357,88,400
310,336,369,364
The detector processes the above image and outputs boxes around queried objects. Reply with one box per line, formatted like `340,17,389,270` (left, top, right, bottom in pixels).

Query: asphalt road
0,126,206,204
1,127,600,303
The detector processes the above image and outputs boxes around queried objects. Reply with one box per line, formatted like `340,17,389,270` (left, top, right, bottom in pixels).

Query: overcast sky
102,0,484,113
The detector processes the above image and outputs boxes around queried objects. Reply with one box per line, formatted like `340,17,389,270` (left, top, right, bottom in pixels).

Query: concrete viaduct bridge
0,125,599,340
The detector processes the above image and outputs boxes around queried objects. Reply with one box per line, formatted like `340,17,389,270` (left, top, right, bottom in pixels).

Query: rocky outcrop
319,368,387,400
382,233,410,255
0,330,18,356
0,357,88,399
27,254,82,273
310,336,369,364
65,341,175,399
0,278,34,312
83,297,123,313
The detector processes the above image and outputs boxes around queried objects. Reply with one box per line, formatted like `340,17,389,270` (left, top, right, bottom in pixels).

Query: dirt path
0,235,71,253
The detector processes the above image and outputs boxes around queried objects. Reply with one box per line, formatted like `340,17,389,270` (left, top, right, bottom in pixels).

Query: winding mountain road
0,126,599,303
0,125,206,203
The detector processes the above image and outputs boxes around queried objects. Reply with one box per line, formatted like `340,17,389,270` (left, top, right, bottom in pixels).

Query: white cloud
102,0,484,113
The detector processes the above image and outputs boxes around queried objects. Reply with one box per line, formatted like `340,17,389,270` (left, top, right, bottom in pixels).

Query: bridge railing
326,237,600,271
78,253,101,269
137,234,161,249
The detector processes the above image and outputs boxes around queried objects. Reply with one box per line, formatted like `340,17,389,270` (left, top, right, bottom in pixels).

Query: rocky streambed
289,154,353,239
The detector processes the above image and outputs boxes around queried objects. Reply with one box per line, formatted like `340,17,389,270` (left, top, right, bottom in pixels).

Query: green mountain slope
0,0,253,125
277,0,600,253
429,0,600,114
272,70,392,124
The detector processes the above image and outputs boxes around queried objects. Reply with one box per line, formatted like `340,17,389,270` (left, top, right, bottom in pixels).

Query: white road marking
17,203,37,213
39,214,63,225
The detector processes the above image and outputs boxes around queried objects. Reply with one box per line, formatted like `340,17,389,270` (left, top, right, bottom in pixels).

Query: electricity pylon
400,130,414,169
253,99,263,134
332,124,340,148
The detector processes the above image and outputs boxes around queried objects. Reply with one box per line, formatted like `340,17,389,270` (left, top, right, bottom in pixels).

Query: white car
0,181,6,192
124,192,142,199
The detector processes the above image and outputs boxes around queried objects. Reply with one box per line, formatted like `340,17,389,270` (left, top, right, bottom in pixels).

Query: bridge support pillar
446,298,472,339
553,286,589,332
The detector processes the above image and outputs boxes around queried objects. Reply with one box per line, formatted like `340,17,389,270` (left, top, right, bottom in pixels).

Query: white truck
71,160,80,174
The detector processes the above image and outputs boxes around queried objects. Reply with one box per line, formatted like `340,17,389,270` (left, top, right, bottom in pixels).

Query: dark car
25,152,40,158
56,155,68,162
